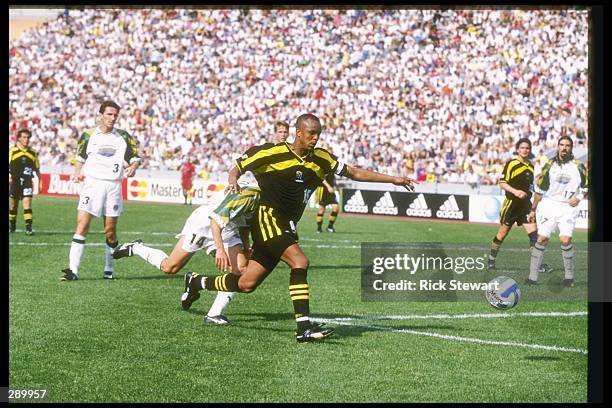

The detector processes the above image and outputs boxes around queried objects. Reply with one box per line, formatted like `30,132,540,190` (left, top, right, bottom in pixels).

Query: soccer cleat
181,272,201,310
204,315,230,325
103,271,114,280
563,279,575,288
523,278,538,286
327,226,335,233
9,227,16,234
487,258,496,271
25,225,34,235
296,325,335,343
61,268,79,281
538,263,554,274
112,239,143,259
316,228,322,234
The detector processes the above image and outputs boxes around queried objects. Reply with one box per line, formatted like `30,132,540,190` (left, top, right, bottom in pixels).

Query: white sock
132,243,167,270
561,244,575,280
529,243,546,281
105,243,117,272
207,291,235,316
69,234,86,275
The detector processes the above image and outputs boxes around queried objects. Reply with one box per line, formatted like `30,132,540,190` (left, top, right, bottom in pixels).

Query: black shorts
9,178,34,200
250,204,299,271
316,186,338,207
499,198,531,226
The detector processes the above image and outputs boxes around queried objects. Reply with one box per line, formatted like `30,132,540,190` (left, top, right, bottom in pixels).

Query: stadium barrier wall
341,187,588,229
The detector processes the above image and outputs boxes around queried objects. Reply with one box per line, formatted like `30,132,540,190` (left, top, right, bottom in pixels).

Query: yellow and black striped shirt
498,158,534,201
9,146,40,180
235,142,348,221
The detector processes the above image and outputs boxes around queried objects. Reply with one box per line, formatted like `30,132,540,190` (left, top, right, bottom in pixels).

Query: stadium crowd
9,8,588,186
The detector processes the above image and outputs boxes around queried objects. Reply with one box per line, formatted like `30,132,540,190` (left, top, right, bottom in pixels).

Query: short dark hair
17,128,32,138
515,137,532,151
275,121,289,131
558,135,574,146
295,113,320,129
99,100,121,114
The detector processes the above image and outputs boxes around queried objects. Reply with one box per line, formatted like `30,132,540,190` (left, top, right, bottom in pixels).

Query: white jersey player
61,100,141,281
113,184,261,325
527,136,588,287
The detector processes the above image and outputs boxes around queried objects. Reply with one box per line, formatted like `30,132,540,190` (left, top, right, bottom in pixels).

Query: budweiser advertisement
37,173,127,199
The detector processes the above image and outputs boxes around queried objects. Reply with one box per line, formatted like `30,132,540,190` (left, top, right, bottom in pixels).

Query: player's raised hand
393,176,417,192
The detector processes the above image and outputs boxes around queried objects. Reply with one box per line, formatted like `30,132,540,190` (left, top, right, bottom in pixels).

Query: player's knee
560,236,572,246
238,279,256,293
537,236,549,245
293,258,309,270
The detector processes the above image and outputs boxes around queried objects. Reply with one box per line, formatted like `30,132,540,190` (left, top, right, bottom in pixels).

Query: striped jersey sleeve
209,186,260,229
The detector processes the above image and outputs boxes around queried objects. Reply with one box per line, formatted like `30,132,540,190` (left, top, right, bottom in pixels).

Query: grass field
9,195,589,402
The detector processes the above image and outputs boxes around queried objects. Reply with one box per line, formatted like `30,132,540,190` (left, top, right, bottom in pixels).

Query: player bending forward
113,183,259,325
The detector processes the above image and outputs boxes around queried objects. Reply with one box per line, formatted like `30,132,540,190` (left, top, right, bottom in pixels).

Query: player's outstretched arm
345,165,417,192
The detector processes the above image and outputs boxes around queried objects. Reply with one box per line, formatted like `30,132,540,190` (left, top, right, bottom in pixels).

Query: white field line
321,311,588,321
311,314,588,355
9,230,588,252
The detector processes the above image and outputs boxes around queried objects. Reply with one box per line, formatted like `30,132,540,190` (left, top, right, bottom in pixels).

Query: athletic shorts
9,177,34,200
536,198,579,238
77,177,123,217
250,204,299,271
499,197,531,226
316,186,338,207
176,204,243,254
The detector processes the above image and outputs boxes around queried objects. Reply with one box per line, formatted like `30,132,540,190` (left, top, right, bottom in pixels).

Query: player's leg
327,202,339,232
559,235,575,287
204,243,247,324
558,204,578,287
9,196,18,233
316,204,325,233
523,222,553,274
63,209,94,280
187,187,193,205
101,182,125,279
22,196,34,235
489,223,511,270
527,201,555,284
102,216,119,279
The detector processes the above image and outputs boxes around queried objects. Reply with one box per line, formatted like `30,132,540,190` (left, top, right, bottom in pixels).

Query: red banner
38,173,127,199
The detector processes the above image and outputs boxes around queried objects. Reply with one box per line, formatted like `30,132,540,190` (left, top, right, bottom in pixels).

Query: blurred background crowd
9,8,588,186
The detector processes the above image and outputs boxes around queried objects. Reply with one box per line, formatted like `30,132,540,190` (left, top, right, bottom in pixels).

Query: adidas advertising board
342,189,468,220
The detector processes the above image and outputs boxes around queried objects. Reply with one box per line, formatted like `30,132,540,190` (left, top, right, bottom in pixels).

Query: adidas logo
406,193,432,217
436,195,464,219
373,192,398,215
344,190,369,213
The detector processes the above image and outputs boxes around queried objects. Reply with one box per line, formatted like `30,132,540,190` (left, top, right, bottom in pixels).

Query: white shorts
176,205,243,254
78,178,123,218
536,198,579,238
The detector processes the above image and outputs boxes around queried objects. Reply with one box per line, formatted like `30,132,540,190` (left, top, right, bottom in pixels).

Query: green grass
9,195,588,402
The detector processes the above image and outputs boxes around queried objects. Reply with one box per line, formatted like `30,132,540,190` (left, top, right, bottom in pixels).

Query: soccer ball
485,276,521,310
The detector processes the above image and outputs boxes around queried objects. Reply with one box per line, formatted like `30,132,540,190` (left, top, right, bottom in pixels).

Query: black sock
289,268,310,332
204,273,241,292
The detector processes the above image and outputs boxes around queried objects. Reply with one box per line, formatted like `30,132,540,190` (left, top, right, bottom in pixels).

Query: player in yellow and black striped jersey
315,173,339,233
9,128,40,235
184,113,416,342
488,137,551,273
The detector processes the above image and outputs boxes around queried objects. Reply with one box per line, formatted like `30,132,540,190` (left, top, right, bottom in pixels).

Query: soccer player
315,174,340,233
113,184,259,325
488,138,552,273
274,120,289,143
526,136,587,287
180,158,196,205
9,128,40,235
61,100,141,281
181,114,416,342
